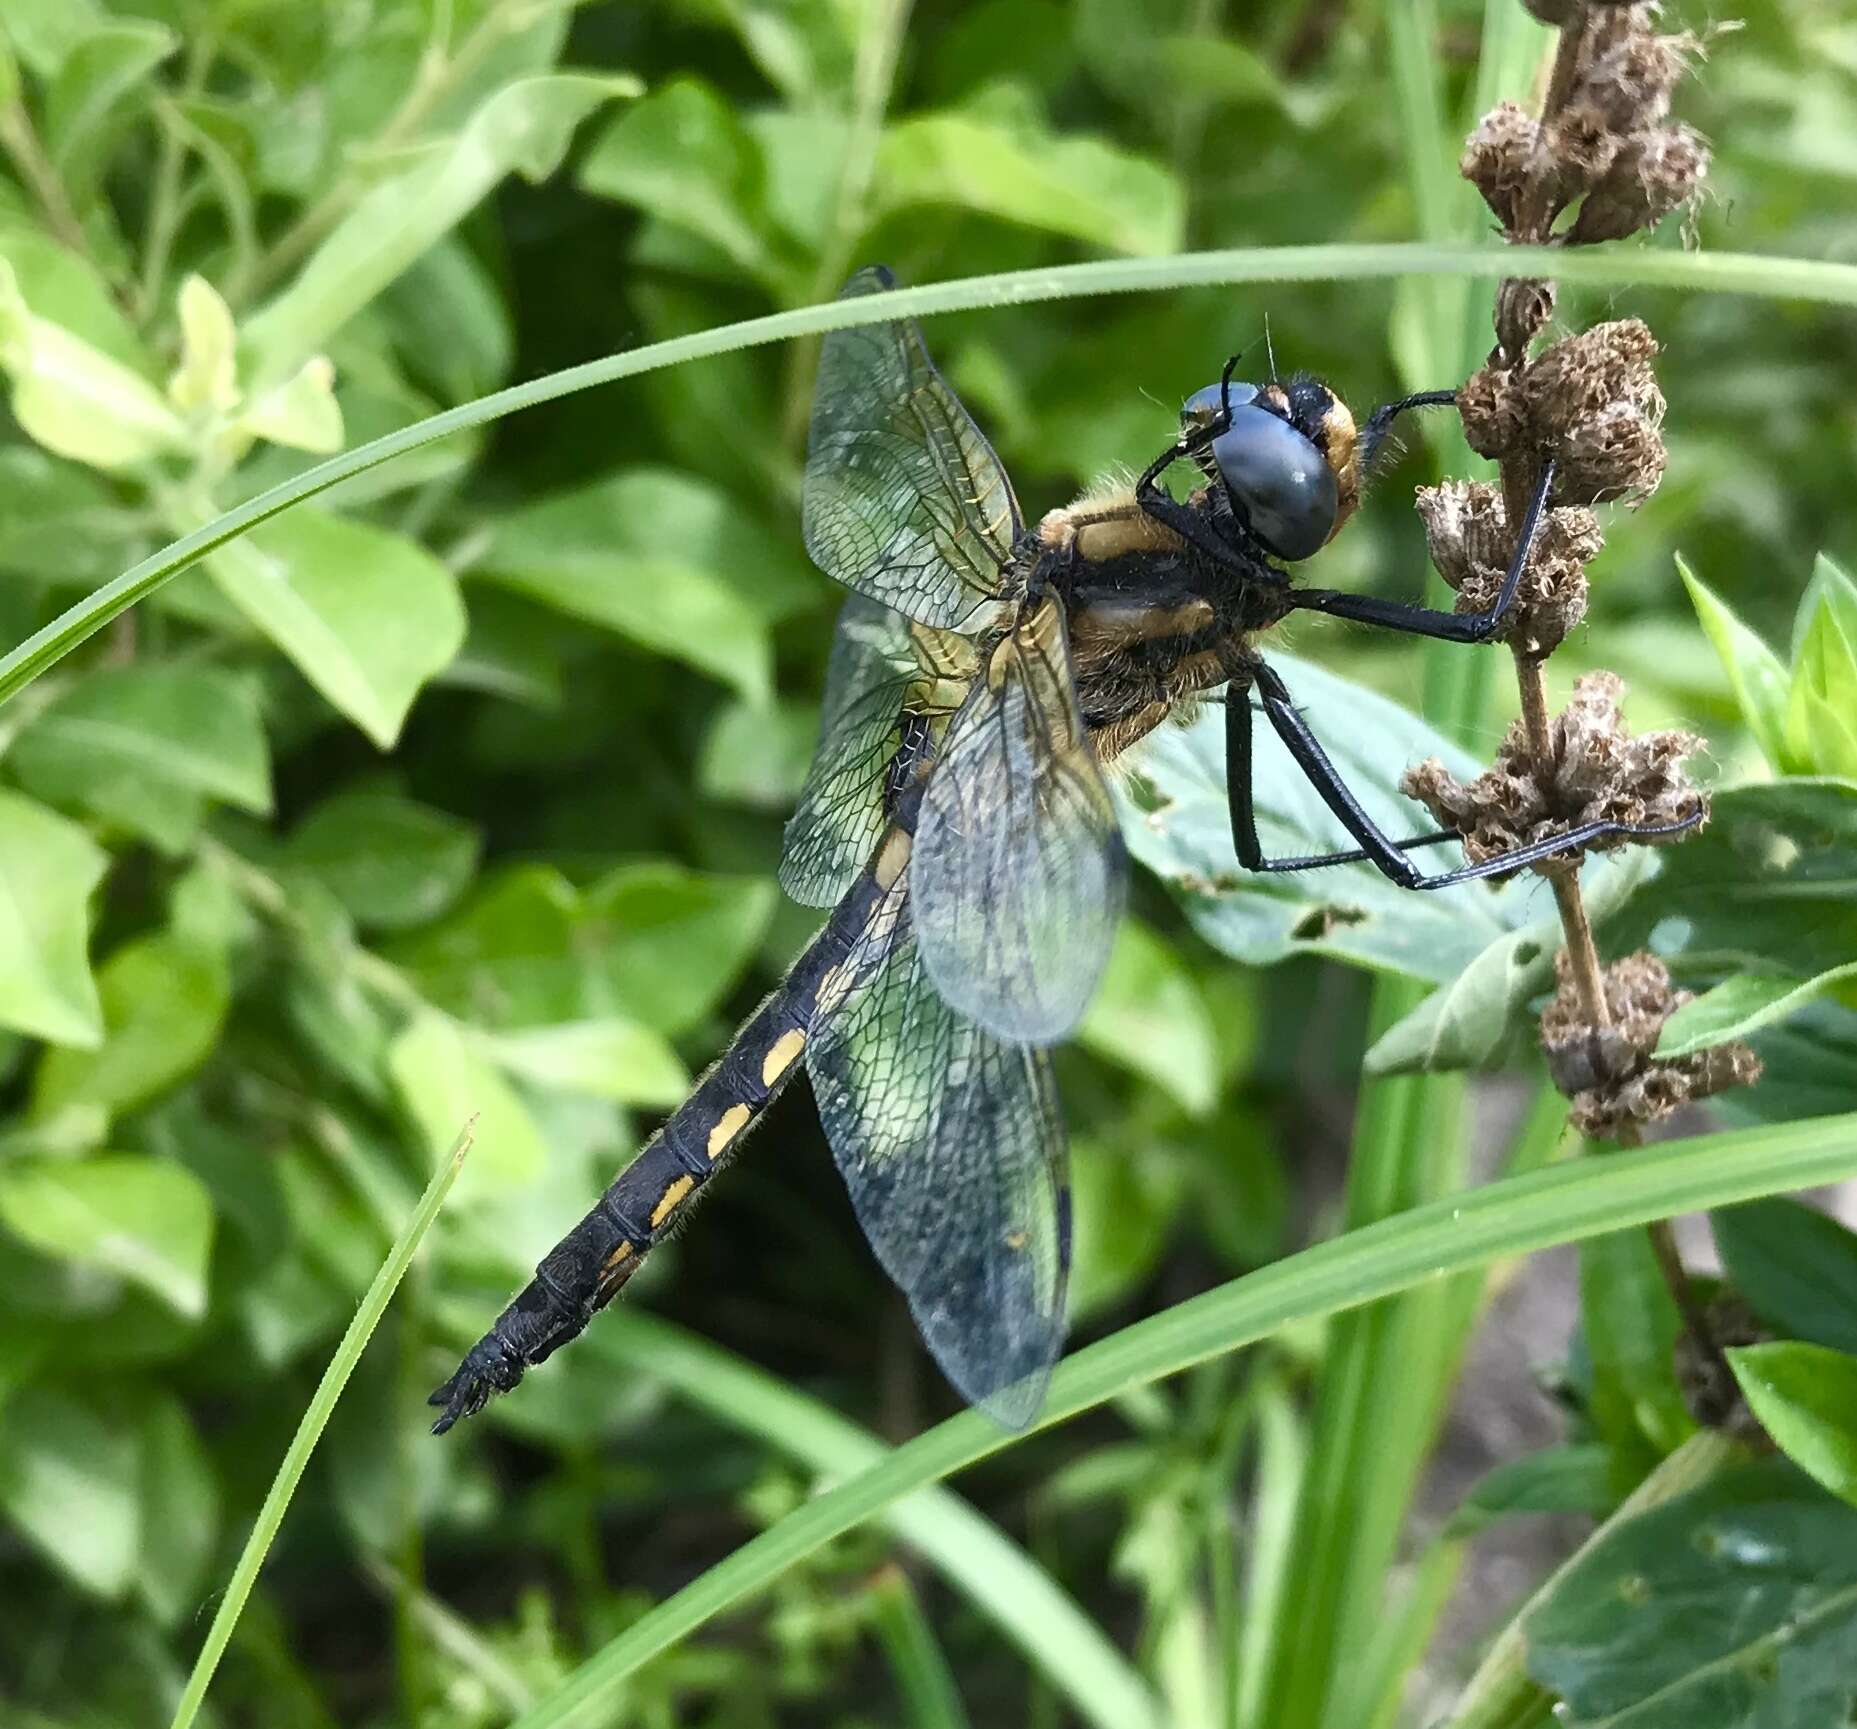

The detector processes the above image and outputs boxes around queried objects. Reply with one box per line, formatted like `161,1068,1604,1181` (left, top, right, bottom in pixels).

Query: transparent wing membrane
808,879,1069,1426
912,598,1126,1044
803,266,1023,635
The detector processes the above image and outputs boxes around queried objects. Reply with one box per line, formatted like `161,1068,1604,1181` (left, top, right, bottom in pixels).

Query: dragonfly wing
912,597,1126,1045
809,879,1069,1426
804,266,1021,636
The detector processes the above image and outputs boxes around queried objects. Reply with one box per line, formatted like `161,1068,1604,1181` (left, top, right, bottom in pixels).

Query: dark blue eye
1181,380,1260,428
1210,406,1337,561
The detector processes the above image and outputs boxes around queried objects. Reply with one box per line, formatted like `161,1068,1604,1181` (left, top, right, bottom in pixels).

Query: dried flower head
1416,480,1597,655
1401,670,1705,868
1537,950,1761,1138
1570,122,1710,244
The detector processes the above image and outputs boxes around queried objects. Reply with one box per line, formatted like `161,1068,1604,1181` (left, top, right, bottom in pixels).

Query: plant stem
0,94,99,272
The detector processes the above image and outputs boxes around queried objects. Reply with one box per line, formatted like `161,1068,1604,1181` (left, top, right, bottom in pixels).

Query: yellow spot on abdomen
874,827,912,890
601,1241,634,1276
762,1027,806,1087
707,1102,752,1161
650,1175,695,1228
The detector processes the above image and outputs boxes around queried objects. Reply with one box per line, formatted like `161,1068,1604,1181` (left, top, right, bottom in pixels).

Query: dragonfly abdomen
428,828,909,1435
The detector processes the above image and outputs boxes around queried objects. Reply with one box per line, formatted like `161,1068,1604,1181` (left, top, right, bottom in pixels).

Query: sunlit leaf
388,1010,546,1199
1660,963,1857,1057
0,1385,140,1598
1680,557,1794,773
0,790,105,1046
481,1018,689,1110
1730,1342,1857,1509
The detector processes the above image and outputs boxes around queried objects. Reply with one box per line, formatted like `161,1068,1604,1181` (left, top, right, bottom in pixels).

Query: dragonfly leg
1356,387,1458,475
1239,658,1701,887
1287,458,1556,645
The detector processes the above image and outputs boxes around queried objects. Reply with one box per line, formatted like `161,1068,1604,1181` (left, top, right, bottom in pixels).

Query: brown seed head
1538,950,1762,1138
1527,320,1667,503
1570,122,1710,244
1462,101,1543,231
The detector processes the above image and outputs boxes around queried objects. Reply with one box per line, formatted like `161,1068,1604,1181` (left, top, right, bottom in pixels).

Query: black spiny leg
1239,659,1702,890
1290,457,1556,645
1357,388,1459,474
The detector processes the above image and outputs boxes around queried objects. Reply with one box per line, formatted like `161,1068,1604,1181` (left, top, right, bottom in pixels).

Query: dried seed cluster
1459,319,1667,504
1401,671,1704,868
1537,950,1760,1138
1416,479,1597,654
1462,6,1709,251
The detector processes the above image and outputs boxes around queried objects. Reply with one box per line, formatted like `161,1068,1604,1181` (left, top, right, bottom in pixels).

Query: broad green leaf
1526,1461,1857,1726
699,698,819,808
43,20,176,201
1580,1227,1695,1461
478,469,817,703
9,665,271,852
0,1154,215,1317
1078,920,1219,1115
379,235,514,404
2,0,104,75
0,225,148,368
482,1019,689,1110
1788,581,1857,779
697,0,856,102
1119,655,1534,987
1446,1444,1615,1538
874,109,1183,257
1680,558,1794,772
1659,963,1857,1057
387,1011,545,1199
1730,1343,1857,1508
393,862,775,1037
282,791,479,930
1714,1198,1857,1356
167,275,239,414
135,1394,220,1628
0,445,128,587
579,81,781,283
0,1384,140,1598
33,933,230,1125
208,506,465,747
241,74,639,387
0,260,185,469
0,790,105,1046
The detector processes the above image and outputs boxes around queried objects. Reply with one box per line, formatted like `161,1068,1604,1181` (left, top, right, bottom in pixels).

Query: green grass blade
505,1114,1857,1729
581,1311,1160,1729
4,243,1856,708
168,1125,472,1729
868,1567,974,1729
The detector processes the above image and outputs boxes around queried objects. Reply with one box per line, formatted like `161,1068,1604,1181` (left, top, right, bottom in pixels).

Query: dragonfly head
1180,374,1360,562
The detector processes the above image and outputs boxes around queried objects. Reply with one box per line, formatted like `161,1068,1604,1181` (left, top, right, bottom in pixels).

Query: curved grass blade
507,1112,1857,1729
5,244,1857,708
168,1124,472,1729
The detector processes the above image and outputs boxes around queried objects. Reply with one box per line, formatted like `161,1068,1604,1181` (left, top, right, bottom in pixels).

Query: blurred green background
0,2,1853,1726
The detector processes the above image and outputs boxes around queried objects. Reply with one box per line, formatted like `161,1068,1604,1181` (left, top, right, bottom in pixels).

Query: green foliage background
2,2,1857,1726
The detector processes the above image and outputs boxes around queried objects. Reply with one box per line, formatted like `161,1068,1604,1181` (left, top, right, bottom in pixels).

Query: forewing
780,598,922,907
912,598,1126,1044
804,266,1021,635
809,881,1069,1426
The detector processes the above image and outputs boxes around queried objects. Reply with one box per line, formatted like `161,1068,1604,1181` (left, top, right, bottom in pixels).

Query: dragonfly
430,268,1692,1434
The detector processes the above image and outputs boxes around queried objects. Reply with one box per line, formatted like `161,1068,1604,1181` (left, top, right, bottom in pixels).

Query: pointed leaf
0,790,105,1045
1680,557,1794,773
387,1011,545,1199
1659,963,1857,1057
282,791,479,930
481,1019,689,1109
0,1385,140,1598
1730,1342,1857,1509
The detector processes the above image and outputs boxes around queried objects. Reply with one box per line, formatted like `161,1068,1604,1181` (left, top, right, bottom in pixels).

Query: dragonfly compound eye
1180,379,1260,440
1210,405,1339,561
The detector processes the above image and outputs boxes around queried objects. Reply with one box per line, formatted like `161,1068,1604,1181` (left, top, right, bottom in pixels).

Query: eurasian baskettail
430,268,1695,1434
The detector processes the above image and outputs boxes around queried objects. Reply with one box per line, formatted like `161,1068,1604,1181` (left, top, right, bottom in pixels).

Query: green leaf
134,1394,220,1628
874,108,1183,257
1714,1198,1857,1356
388,1011,546,1199
42,20,176,201
1446,1443,1616,1538
1788,574,1857,779
1680,557,1795,773
481,1020,689,1110
1580,1228,1695,1461
1077,920,1218,1115
33,932,229,1124
0,1154,214,1317
0,444,129,587
1659,963,1857,1058
578,81,781,283
698,698,819,808
1730,1343,1857,1508
478,470,817,704
10,665,271,852
239,355,344,454
167,275,239,414
282,791,479,930
0,1384,140,1598
241,74,638,387
0,789,105,1046
0,259,185,469
1120,654,1534,987
207,505,465,748
1526,1461,1857,1726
